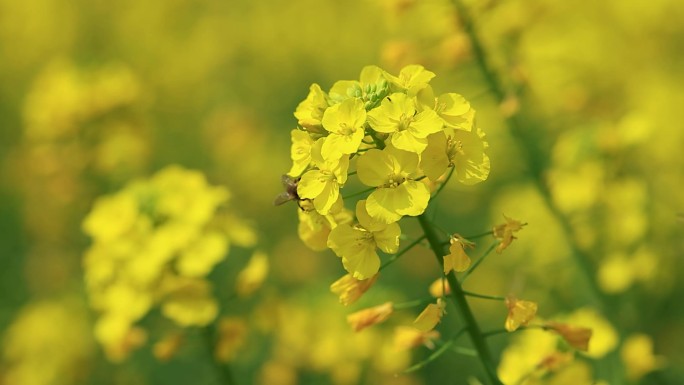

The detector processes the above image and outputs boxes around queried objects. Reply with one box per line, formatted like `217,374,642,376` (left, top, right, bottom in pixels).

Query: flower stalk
417,214,503,385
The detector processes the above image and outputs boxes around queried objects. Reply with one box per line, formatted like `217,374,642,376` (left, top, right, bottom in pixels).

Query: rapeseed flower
297,140,349,215
347,302,394,332
394,326,440,350
384,64,436,95
413,298,446,332
330,273,379,306
235,250,269,297
493,215,524,253
288,129,315,177
421,127,490,184
443,236,472,274
545,322,593,352
505,296,538,332
367,92,443,154
328,65,389,109
82,166,255,361
357,146,430,223
327,200,400,279
294,83,328,132
620,333,666,381
297,197,353,251
321,98,367,160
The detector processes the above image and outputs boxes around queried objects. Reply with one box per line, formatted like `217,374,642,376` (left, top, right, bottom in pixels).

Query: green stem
203,326,236,385
452,346,478,357
417,215,503,385
404,328,467,374
393,297,433,310
431,166,456,198
380,235,426,270
368,130,386,150
461,241,498,284
404,340,455,374
463,291,506,301
347,170,357,176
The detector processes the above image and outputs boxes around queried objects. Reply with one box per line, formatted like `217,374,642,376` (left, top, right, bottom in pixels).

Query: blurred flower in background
0,0,683,384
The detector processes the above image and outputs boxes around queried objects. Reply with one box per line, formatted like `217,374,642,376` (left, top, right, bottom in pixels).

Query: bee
273,174,303,206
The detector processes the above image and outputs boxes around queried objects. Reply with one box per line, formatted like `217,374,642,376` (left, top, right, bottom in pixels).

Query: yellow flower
294,83,328,132
415,85,473,127
561,308,617,358
385,64,436,94
505,296,538,332
413,298,446,332
356,146,430,223
161,278,218,327
288,129,314,177
1,299,94,384
152,166,230,224
297,196,352,251
82,193,139,243
421,126,490,184
235,250,269,297
176,231,228,278
367,92,443,154
94,315,147,362
297,140,349,214
100,283,152,322
620,333,666,381
394,326,440,350
328,65,388,107
545,322,593,352
347,302,394,332
443,236,472,274
327,200,401,279
497,328,561,385
493,215,524,254
321,98,367,159
330,273,379,306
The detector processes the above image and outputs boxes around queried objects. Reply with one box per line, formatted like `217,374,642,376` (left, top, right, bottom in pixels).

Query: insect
273,174,301,206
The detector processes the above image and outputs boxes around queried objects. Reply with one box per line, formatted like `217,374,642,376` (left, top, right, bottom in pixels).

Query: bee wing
273,192,294,206
281,174,296,187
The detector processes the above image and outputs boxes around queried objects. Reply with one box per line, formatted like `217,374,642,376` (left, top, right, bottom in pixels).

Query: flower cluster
286,65,490,279
82,165,262,361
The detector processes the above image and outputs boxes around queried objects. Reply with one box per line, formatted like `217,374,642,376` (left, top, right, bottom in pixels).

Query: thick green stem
418,215,503,385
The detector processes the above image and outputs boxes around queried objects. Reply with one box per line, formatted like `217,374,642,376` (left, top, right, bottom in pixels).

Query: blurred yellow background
1,0,683,384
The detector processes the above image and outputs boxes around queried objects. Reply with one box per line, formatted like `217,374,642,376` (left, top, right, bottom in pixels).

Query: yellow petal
235,250,269,297
365,188,405,224
395,181,430,217
391,130,428,154
444,239,471,274
374,222,401,254
505,297,538,332
357,149,394,187
413,300,446,332
341,246,380,280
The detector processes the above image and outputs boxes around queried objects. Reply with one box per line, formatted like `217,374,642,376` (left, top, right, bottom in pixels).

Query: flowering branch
417,214,503,385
